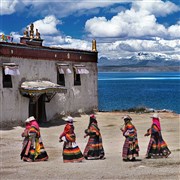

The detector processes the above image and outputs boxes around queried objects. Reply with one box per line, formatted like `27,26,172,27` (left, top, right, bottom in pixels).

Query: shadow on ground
0,111,96,130
39,118,67,128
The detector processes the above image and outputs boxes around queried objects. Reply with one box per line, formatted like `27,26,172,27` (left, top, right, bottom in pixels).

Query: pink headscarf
152,118,161,131
30,120,40,130
25,123,31,130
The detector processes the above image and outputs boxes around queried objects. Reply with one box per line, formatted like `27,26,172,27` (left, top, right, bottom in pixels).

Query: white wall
0,57,98,123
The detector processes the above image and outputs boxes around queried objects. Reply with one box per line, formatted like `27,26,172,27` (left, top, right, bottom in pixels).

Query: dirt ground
0,112,180,180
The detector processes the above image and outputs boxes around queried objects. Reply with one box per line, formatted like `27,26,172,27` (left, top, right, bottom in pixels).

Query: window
2,63,20,88
3,70,12,88
73,65,89,86
57,73,65,86
57,63,72,86
74,68,81,86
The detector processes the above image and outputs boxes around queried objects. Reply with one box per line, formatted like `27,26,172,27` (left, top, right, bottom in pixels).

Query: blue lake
98,72,180,114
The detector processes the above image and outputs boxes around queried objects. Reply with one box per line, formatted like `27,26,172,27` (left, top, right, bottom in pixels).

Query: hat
65,116,73,123
122,115,132,121
25,116,35,123
90,114,96,119
151,113,159,119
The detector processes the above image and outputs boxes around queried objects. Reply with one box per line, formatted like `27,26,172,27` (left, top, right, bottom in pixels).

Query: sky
0,0,180,60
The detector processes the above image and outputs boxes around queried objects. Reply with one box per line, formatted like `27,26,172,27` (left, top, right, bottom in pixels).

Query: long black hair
88,117,97,128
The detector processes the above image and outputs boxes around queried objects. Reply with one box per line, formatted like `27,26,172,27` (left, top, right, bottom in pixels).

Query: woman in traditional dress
144,113,171,158
120,115,139,161
20,116,48,162
59,116,84,163
83,114,105,160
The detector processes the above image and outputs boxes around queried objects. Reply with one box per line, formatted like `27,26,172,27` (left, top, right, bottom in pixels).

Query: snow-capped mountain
98,52,180,67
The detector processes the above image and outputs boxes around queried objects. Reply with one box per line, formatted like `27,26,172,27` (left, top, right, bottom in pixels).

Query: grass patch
123,106,147,113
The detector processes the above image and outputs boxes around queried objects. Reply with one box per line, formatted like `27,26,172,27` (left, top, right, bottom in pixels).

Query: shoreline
98,107,176,114
1,109,179,130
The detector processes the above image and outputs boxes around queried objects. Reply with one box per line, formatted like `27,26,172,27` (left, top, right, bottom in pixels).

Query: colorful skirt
122,138,139,160
63,142,84,163
83,137,105,160
146,136,171,158
21,138,48,162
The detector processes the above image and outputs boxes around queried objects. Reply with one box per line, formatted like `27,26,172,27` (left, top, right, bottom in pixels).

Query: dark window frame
57,67,65,86
73,68,81,86
2,69,12,88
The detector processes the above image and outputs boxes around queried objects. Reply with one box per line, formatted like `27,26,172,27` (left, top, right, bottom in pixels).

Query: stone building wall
0,43,98,123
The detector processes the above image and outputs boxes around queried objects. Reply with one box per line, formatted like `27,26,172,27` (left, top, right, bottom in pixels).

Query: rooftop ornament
21,23,43,46
92,39,97,52
30,23,34,39
23,27,29,38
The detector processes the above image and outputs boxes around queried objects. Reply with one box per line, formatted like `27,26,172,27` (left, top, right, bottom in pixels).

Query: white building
0,25,98,124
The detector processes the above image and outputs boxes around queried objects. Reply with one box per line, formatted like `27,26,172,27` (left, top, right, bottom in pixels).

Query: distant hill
98,52,180,72
98,65,180,72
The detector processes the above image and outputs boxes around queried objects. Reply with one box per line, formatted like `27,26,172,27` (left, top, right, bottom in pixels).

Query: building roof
0,41,98,63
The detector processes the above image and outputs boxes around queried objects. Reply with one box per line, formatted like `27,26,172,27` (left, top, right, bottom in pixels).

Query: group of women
59,114,105,162
20,113,171,163
120,114,171,161
20,116,48,162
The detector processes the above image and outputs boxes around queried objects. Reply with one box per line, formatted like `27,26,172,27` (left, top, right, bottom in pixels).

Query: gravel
1,112,179,180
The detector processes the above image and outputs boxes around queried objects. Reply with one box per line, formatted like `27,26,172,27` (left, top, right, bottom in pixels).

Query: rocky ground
0,112,180,180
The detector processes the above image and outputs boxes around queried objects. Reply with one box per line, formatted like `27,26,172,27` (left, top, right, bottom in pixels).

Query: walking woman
144,113,171,158
20,116,48,162
120,115,139,161
83,114,105,160
59,116,84,163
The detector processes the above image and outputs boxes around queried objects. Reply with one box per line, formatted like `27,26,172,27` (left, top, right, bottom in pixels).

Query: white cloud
43,35,65,46
9,29,180,61
168,24,180,38
72,0,119,10
44,35,91,51
132,0,180,17
85,9,167,38
30,15,60,35
2,0,179,18
60,38,91,50
0,0,19,15
96,39,180,59
0,0,120,17
39,32,180,61
85,16,122,37
2,0,179,61
85,0,180,39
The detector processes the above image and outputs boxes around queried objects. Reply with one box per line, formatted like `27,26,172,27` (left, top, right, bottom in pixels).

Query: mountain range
98,52,180,72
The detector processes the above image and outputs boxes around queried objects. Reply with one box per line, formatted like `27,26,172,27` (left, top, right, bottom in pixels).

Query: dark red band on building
0,42,98,63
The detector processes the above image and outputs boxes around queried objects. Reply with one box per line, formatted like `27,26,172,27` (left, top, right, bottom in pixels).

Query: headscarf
88,114,97,128
152,118,161,131
30,120,40,130
64,123,74,134
65,116,73,124
122,115,132,124
25,122,31,130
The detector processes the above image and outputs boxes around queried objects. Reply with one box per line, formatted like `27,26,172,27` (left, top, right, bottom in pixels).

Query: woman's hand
84,134,87,138
120,128,124,132
22,130,28,137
